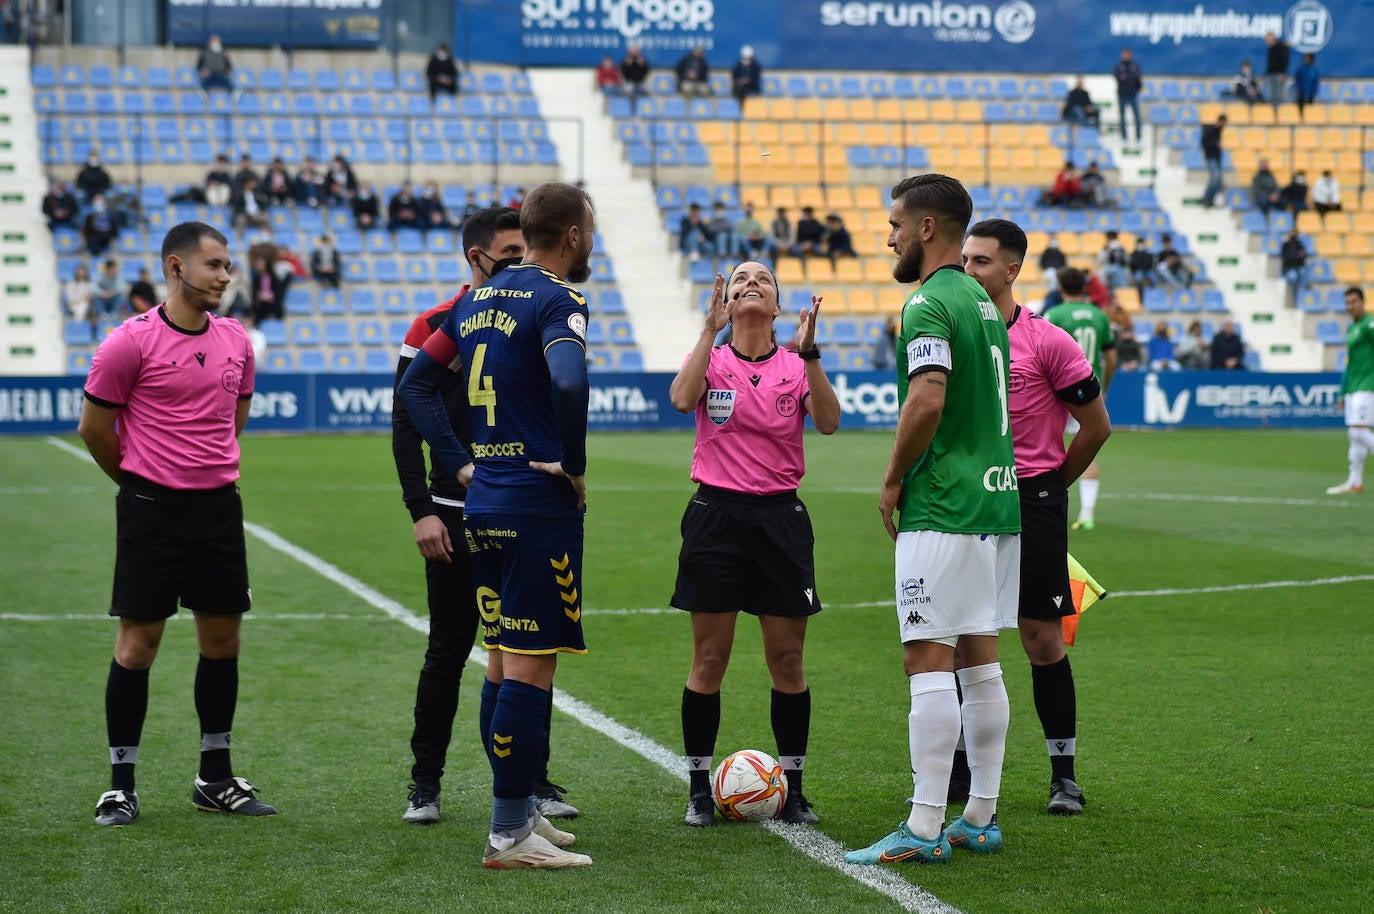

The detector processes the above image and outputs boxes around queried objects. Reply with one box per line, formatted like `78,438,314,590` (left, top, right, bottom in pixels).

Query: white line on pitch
43,436,959,914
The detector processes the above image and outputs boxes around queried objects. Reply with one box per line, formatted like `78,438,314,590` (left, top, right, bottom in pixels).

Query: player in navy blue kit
399,182,594,869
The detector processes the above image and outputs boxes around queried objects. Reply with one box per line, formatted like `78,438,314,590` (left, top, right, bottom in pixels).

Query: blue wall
463,0,1362,76
0,371,1344,435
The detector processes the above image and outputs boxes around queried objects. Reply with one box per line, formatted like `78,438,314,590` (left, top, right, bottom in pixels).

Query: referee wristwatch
797,347,822,361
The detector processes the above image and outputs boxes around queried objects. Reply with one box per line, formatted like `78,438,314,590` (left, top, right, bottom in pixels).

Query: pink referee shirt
84,307,255,490
689,345,812,495
1007,306,1095,478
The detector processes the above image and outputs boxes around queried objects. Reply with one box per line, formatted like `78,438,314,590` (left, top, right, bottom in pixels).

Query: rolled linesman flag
1062,553,1108,647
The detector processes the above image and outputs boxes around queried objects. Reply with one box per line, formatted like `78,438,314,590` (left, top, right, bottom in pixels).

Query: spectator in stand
1210,319,1247,369
506,187,526,208
1046,161,1082,207
679,202,712,261
871,314,898,371
595,55,622,94
1114,321,1142,371
387,183,423,232
232,176,270,232
791,206,825,260
43,180,79,228
352,181,379,229
417,181,451,231
731,45,761,106
1156,249,1194,289
675,46,711,97
91,259,123,318
249,250,288,324
128,267,158,314
620,45,650,112
737,203,777,260
1226,59,1263,105
1129,237,1156,301
310,234,341,288
325,155,357,206
1039,269,1113,313
1251,158,1282,221
1040,234,1067,291
64,262,94,323
705,201,734,258
1294,53,1320,120
203,155,234,207
196,34,234,94
1281,170,1309,216
1080,161,1107,207
426,43,458,100
824,213,856,261
1147,320,1181,371
293,157,326,207
1097,230,1130,291
1200,113,1227,208
1263,32,1290,111
1313,169,1342,224
262,159,294,206
770,207,793,256
1175,320,1209,369
233,153,259,196
76,151,112,202
1280,228,1309,307
82,194,119,256
1061,76,1100,128
1113,48,1143,144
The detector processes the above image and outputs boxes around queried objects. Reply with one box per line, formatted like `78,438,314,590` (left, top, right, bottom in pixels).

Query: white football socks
1078,478,1100,521
905,670,959,840
1349,427,1374,486
957,663,1009,828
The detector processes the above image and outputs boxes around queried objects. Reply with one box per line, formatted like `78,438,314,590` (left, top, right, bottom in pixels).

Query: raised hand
796,295,822,350
704,273,732,335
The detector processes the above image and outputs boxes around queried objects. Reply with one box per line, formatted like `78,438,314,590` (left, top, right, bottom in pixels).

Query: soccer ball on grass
712,749,787,822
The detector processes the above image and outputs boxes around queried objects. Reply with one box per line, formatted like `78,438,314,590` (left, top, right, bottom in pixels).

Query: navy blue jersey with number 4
439,263,589,517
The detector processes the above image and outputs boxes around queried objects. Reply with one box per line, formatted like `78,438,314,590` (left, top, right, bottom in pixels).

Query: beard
892,244,924,284
568,252,592,284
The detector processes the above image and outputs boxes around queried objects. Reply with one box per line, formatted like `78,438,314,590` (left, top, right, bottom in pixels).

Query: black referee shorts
110,473,252,621
1018,471,1073,620
670,484,820,617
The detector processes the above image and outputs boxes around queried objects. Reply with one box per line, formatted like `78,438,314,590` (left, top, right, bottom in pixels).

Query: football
712,749,788,822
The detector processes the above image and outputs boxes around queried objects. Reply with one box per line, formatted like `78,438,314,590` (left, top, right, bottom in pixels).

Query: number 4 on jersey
469,342,497,425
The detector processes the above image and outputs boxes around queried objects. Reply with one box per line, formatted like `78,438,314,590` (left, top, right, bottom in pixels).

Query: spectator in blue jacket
1293,53,1320,120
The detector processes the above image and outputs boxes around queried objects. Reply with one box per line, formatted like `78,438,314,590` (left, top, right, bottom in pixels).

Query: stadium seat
412,289,439,313
381,290,409,314
1316,320,1344,344
363,349,392,373
618,349,644,371
324,320,353,346
292,321,322,347
299,350,326,373
348,289,378,314
319,289,345,315
262,350,294,373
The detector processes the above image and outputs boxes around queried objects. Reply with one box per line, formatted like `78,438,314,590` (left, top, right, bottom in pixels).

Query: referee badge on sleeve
706,388,736,426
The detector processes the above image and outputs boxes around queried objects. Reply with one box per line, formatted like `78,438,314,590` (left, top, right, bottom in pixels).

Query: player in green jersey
1328,286,1374,495
1043,269,1116,530
846,174,1020,867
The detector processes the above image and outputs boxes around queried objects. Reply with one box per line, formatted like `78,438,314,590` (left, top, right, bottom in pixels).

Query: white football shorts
1346,390,1374,427
893,530,1020,643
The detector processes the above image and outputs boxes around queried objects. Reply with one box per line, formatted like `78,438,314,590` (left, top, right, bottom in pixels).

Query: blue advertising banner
0,372,1343,436
167,0,387,48
473,0,1366,76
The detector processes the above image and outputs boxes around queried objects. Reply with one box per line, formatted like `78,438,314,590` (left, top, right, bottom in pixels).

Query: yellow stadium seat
805,259,835,283
914,124,944,146
849,99,876,121
901,99,931,121
1323,212,1352,233
1334,259,1362,283
928,100,955,121
797,187,826,210
770,186,798,209
796,99,822,120
875,99,904,121
854,186,882,209
821,99,850,121
1058,235,1082,256
864,257,893,283
813,285,845,308
830,122,862,145
1115,286,1140,311
777,258,807,284
955,101,983,122
847,287,879,314
828,187,855,209
696,122,728,144
1297,211,1323,234
1315,234,1344,258
832,258,862,283
1293,127,1319,149
1328,105,1355,125
767,99,796,120
1345,234,1373,258
1250,106,1276,125
1302,105,1329,125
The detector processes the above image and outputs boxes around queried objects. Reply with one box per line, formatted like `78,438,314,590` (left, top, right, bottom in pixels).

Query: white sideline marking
41,437,960,914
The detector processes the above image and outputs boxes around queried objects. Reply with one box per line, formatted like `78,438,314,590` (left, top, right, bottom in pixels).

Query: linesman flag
1062,553,1107,647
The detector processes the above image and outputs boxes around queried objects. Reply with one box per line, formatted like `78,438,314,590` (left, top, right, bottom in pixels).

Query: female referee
667,260,841,826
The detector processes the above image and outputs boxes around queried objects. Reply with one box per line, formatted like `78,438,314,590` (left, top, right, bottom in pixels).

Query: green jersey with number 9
1045,301,1115,384
894,266,1020,535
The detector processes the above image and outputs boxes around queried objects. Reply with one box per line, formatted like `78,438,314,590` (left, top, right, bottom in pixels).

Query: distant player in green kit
846,174,1020,866
1043,268,1115,530
1327,286,1374,495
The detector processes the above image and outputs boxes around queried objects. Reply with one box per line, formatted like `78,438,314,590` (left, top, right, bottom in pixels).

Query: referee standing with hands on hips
80,221,276,827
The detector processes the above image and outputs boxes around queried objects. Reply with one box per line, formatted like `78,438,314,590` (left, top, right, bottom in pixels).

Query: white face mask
210,41,222,52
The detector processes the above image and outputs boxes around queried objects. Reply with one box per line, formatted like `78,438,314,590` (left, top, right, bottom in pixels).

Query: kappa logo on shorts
706,388,735,426
905,609,929,626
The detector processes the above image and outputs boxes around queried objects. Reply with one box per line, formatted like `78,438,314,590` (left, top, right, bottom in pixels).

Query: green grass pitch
2,429,1372,913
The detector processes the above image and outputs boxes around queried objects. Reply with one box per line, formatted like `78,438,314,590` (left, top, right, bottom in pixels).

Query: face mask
93,202,106,212
210,41,222,52
474,250,520,278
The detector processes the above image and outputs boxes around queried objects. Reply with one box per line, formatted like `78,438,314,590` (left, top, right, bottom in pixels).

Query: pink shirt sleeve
239,329,256,397
1042,322,1095,393
84,325,140,407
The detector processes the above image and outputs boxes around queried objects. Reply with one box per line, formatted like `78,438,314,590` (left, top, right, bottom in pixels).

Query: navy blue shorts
464,512,587,655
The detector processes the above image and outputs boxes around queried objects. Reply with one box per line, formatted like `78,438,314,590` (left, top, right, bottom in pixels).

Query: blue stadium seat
375,259,401,284
292,321,322,346
405,260,432,284
1142,289,1170,313
609,320,635,345
66,349,92,375
436,260,465,285
832,320,860,346
357,320,384,346
600,290,626,315
380,290,408,314
618,350,644,371
585,321,607,346
324,320,353,346
286,287,315,316
1316,320,1344,344
363,349,392,373
319,288,345,314
348,289,378,314
1201,289,1227,314
64,321,95,346
262,350,295,373
1299,290,1324,313
297,350,325,372
587,349,614,372
329,350,359,372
